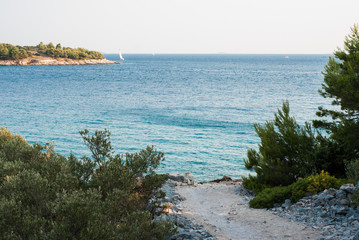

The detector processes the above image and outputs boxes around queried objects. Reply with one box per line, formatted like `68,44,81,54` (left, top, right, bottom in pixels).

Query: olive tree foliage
0,43,30,60
313,24,359,163
79,129,114,168
0,42,104,60
243,101,319,191
0,127,175,239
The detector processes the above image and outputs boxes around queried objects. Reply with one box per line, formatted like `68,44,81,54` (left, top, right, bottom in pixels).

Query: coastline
0,56,120,66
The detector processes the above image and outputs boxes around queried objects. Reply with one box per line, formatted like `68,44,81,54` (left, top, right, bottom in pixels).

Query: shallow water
0,54,330,181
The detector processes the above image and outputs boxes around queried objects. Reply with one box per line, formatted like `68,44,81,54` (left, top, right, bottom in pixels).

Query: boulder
340,184,355,194
167,172,195,185
281,199,292,208
210,175,233,183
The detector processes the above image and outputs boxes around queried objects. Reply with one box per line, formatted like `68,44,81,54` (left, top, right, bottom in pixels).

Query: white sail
119,50,124,61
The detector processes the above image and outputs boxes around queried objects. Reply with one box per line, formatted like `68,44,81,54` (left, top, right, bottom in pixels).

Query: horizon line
103,52,332,55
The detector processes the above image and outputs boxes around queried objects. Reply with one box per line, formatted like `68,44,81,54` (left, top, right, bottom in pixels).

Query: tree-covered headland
243,24,359,208
0,42,104,60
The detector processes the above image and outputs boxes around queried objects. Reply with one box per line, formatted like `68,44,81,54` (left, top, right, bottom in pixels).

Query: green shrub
350,188,359,208
307,170,343,192
0,127,176,239
242,174,270,193
249,171,345,208
249,185,293,209
345,159,359,181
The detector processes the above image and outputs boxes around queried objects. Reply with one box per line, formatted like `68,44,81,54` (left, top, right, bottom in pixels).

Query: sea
0,54,331,181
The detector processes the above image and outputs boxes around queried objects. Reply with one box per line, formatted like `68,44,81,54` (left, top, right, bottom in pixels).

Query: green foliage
249,185,293,209
345,158,359,181
313,24,359,164
37,42,46,51
310,135,347,178
0,44,30,60
47,42,55,49
0,44,10,59
79,129,113,168
43,44,104,60
244,24,359,194
0,42,104,60
306,170,344,192
249,171,345,208
0,127,175,239
350,188,359,208
244,101,318,189
242,174,270,193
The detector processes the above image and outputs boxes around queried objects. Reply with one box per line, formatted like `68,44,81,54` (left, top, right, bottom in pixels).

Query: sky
1,0,359,54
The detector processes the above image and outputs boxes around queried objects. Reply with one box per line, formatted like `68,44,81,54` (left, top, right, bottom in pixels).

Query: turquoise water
0,54,330,181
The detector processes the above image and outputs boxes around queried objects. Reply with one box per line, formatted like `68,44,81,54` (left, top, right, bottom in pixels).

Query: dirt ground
176,182,322,240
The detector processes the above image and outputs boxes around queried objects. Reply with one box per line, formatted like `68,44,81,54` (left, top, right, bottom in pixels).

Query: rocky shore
157,173,359,240
271,184,359,240
0,56,119,66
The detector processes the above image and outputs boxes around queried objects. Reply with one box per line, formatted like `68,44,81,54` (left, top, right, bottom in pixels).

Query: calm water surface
0,54,330,181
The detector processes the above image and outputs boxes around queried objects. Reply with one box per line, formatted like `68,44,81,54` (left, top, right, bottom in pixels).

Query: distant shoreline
0,56,120,66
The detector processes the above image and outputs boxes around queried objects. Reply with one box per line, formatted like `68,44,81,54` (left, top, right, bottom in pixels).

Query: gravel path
175,182,321,240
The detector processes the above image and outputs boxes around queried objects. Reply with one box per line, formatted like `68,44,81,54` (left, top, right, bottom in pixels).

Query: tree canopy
243,24,359,193
243,101,319,190
0,42,104,60
0,127,175,239
313,24,359,161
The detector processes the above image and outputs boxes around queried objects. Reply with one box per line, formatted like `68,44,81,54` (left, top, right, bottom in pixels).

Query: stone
340,199,349,206
167,172,196,185
167,173,186,183
354,231,359,240
324,194,335,201
210,175,233,183
221,175,232,181
340,184,355,194
320,211,329,218
346,208,356,218
335,190,347,199
184,172,194,179
282,199,292,208
326,188,338,196
335,206,348,215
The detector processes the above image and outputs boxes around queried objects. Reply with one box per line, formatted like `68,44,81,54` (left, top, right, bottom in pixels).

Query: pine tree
244,101,317,189
313,24,359,160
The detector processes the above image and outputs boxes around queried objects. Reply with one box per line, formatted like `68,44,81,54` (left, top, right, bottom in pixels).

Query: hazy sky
1,0,358,54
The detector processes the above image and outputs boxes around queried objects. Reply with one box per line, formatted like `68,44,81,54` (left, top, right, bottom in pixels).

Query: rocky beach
158,173,359,240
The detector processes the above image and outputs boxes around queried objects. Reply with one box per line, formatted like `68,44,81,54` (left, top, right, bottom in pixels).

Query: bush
249,185,293,209
0,127,176,239
249,171,345,208
350,188,359,208
345,159,359,181
242,174,270,193
307,170,343,192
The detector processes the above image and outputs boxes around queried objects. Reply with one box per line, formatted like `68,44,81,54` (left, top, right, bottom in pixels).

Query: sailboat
119,50,124,62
